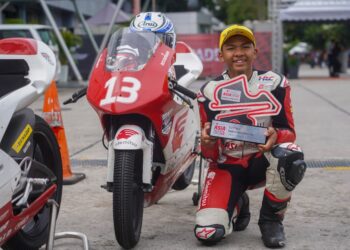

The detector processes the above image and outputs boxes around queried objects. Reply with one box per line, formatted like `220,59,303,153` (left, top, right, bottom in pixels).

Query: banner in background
75,33,272,80
178,32,272,77
177,34,223,77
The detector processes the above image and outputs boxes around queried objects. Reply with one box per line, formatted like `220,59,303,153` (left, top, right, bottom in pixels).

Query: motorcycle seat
0,38,56,96
0,59,30,99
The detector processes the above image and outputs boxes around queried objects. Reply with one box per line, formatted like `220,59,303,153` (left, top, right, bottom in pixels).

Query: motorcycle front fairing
87,29,199,198
87,29,180,148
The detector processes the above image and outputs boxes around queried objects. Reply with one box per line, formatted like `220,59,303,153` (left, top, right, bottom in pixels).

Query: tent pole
71,0,99,54
0,2,10,24
270,0,283,73
142,0,150,12
39,0,83,83
88,0,125,81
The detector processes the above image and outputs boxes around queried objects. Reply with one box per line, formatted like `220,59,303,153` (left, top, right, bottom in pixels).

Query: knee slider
194,224,225,243
272,143,307,191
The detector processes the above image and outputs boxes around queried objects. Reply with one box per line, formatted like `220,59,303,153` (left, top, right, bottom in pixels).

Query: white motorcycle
0,38,63,250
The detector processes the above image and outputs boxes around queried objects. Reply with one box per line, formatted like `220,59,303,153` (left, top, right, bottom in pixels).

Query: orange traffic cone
43,81,85,185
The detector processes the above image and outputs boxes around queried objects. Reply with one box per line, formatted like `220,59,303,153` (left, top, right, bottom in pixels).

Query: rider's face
219,35,257,79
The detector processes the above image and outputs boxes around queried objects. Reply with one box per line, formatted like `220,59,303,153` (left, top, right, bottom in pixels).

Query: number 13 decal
100,76,141,106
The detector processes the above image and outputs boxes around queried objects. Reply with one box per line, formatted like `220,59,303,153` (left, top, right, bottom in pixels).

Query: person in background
327,39,342,77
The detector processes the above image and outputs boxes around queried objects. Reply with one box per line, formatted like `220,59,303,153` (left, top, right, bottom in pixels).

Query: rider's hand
258,127,278,153
201,122,217,147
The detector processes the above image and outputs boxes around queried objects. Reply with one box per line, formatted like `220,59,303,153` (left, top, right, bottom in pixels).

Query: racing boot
258,194,289,248
234,192,251,231
194,224,225,245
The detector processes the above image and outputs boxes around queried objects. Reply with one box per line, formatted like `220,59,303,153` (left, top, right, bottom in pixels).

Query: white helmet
129,12,176,49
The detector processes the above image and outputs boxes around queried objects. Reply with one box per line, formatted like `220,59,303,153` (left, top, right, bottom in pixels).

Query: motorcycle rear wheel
3,115,63,250
172,160,196,191
113,150,144,249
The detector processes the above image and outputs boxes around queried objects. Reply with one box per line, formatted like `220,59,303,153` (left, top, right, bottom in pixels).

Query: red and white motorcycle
0,38,63,250
65,28,203,249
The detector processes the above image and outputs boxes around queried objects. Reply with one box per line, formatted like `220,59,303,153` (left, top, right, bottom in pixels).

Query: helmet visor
156,33,175,49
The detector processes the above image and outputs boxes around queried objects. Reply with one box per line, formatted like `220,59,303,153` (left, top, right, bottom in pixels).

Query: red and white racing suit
195,70,296,238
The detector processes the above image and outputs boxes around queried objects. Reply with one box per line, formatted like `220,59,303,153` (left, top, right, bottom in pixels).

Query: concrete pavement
30,64,350,249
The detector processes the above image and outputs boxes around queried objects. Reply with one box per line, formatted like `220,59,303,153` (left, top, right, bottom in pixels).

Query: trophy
210,119,267,144
205,74,282,144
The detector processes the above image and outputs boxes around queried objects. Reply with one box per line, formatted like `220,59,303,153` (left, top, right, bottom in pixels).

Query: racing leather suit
195,70,297,240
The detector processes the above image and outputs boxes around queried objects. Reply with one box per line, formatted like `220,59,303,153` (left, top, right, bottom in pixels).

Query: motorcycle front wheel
113,150,144,249
3,115,63,250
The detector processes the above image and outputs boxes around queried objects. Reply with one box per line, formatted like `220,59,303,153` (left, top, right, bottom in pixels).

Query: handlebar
169,79,197,100
63,79,197,106
63,87,87,105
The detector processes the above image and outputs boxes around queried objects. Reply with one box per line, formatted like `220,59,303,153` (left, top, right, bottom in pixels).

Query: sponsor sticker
201,171,216,207
12,124,32,153
116,129,138,140
41,52,54,66
220,88,241,102
161,110,172,135
258,75,274,82
160,51,169,66
138,20,157,29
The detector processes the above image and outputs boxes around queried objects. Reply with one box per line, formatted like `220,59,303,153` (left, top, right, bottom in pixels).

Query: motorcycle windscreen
105,29,160,72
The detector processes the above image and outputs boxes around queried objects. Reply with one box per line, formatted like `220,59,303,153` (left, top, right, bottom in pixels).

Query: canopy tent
280,0,350,21
269,0,350,73
87,2,131,26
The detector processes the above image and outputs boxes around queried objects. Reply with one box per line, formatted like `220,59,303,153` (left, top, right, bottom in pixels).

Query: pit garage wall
177,32,272,77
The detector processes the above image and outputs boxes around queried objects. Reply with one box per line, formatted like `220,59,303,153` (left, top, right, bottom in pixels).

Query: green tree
59,29,82,65
284,22,350,50
201,0,227,22
158,0,188,12
201,0,268,24
226,0,268,24
326,23,350,47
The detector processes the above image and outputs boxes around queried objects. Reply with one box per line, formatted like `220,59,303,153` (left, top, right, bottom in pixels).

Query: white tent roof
280,0,350,21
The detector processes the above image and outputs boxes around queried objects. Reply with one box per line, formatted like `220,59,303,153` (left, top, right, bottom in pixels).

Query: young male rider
194,24,306,248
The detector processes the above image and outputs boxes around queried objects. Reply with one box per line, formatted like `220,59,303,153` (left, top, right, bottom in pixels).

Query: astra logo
138,21,157,28
116,129,138,140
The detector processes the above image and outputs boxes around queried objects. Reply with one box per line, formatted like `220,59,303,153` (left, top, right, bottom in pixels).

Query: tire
172,160,196,191
113,150,144,249
3,115,63,250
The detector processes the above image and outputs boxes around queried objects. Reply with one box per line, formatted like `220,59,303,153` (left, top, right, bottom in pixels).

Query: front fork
105,124,154,192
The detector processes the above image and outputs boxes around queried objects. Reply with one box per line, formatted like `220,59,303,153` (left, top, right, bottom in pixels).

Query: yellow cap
219,24,256,49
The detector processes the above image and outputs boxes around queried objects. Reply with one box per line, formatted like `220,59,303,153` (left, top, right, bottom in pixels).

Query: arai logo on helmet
138,20,158,29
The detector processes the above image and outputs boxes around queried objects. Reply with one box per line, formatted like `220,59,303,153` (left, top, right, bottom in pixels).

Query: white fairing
107,125,154,185
0,39,56,208
0,40,56,142
174,42,203,88
0,150,21,208
162,104,199,174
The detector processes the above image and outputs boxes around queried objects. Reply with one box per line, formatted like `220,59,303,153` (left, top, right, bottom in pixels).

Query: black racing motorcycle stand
45,200,89,250
192,154,206,206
